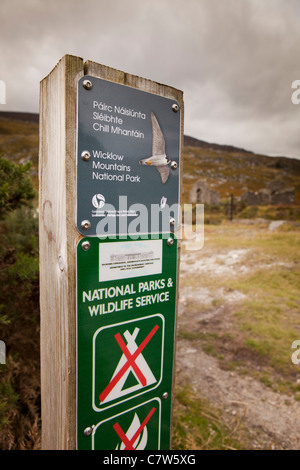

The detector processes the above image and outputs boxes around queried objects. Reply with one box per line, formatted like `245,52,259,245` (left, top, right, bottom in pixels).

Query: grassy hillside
1,112,299,211
183,136,300,205
0,112,299,450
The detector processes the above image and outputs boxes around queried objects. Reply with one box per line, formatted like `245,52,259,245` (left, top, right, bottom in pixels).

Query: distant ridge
0,111,299,203
0,112,298,169
0,111,39,123
184,135,255,155
0,112,256,154
184,134,300,170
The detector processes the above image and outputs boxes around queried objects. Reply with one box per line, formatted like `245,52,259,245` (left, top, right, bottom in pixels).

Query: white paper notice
99,240,163,282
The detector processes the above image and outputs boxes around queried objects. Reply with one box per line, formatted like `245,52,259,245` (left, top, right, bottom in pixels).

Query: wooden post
39,55,183,450
39,55,83,450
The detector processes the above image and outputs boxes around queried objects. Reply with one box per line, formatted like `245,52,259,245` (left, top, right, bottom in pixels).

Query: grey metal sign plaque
76,76,181,236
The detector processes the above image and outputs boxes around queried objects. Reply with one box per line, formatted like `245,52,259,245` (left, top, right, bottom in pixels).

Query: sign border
92,314,165,412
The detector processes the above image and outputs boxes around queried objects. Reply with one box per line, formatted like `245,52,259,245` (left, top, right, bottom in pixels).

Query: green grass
172,386,250,450
180,222,300,396
231,268,300,383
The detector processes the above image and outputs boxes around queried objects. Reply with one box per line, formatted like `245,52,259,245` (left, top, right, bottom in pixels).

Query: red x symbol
99,325,159,403
113,407,156,450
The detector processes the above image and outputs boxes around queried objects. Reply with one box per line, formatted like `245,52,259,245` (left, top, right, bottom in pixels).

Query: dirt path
175,236,300,450
176,340,300,449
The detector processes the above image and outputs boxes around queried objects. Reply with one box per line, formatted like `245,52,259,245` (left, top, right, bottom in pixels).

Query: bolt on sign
76,235,177,450
76,76,181,237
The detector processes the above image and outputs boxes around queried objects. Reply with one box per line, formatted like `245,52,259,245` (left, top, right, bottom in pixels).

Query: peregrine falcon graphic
139,112,171,184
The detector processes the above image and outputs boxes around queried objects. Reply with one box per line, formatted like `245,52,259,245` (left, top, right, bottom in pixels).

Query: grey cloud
0,0,299,158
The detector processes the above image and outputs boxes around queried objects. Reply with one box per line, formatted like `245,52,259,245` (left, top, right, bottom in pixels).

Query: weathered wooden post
39,55,183,450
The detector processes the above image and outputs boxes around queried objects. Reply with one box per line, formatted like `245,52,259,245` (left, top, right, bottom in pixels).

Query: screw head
162,392,168,400
81,150,91,161
83,427,93,436
81,241,90,251
81,220,91,230
167,237,174,247
83,79,92,90
172,103,179,113
171,161,178,170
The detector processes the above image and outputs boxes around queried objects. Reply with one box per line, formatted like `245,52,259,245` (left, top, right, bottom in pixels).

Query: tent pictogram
99,325,159,404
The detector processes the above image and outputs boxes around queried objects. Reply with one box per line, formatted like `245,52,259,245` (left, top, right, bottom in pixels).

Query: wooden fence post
39,55,183,450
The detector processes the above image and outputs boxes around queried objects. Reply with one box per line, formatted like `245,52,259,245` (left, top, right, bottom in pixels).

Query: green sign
76,235,177,450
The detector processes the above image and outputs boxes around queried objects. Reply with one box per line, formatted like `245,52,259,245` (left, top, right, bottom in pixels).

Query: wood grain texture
39,55,84,450
39,55,183,449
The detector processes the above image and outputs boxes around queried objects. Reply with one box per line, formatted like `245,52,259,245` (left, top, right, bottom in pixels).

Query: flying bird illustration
139,112,171,184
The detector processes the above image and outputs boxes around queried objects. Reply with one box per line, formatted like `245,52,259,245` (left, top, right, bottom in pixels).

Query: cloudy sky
1,0,300,159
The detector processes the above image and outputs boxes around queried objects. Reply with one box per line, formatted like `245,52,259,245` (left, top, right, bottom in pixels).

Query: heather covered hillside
1,111,299,213
0,112,300,449
183,135,300,204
